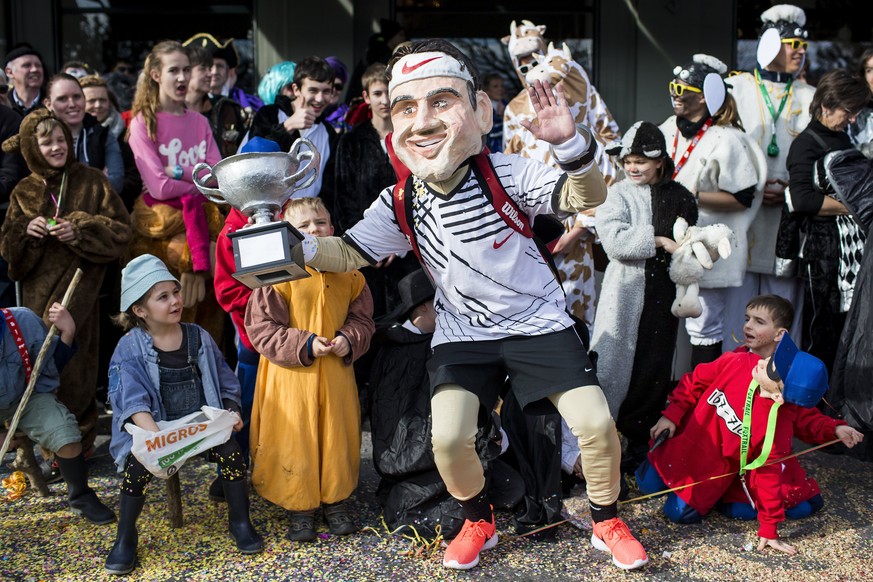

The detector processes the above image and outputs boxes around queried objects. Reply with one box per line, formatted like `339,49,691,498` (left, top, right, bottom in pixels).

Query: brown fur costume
0,110,131,450
127,195,226,344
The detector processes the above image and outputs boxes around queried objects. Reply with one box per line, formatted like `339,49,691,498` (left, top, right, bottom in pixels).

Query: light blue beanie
120,254,179,312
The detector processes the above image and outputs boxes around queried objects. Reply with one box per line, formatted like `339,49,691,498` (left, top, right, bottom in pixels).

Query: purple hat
325,56,348,84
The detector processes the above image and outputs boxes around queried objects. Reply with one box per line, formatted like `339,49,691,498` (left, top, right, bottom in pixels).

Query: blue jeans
233,344,259,464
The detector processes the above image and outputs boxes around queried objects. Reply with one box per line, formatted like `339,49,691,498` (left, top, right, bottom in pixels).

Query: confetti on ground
1,430,872,581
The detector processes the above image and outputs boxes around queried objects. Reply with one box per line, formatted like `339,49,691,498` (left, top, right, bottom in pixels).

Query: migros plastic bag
125,406,237,479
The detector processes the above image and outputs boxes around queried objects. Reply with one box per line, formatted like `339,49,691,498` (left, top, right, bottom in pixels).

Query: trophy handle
192,162,227,204
284,138,321,192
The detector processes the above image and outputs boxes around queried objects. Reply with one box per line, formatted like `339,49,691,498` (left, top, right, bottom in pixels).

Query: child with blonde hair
105,254,261,575
245,197,375,541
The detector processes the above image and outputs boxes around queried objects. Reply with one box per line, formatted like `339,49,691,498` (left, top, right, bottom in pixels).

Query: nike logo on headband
401,56,443,74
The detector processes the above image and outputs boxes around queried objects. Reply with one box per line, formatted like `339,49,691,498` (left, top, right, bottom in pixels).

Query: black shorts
427,327,599,415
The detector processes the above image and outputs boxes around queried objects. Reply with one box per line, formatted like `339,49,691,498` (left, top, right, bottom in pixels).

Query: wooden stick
0,268,84,459
166,473,184,528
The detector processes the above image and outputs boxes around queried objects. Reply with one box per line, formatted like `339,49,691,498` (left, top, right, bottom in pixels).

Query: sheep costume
660,54,766,290
591,122,697,452
659,54,766,355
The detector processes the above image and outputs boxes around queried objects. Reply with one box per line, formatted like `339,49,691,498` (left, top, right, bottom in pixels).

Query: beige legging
431,383,620,506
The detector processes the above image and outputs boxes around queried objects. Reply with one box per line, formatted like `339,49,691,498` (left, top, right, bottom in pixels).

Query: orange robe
245,268,374,511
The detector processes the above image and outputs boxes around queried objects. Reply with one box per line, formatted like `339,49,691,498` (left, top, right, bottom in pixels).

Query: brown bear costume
0,109,131,450
127,195,226,345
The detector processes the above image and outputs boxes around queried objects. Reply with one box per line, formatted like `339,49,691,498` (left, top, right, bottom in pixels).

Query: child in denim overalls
104,254,262,576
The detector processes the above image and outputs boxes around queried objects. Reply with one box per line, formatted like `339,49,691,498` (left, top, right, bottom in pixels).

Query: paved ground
2,423,872,581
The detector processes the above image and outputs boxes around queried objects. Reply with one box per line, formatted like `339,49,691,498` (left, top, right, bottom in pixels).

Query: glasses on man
781,38,809,51
669,81,702,97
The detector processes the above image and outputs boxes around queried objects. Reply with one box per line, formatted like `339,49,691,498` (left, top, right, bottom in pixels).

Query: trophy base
227,221,311,289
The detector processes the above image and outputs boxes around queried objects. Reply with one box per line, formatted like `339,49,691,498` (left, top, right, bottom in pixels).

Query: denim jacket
1,307,60,410
108,324,241,471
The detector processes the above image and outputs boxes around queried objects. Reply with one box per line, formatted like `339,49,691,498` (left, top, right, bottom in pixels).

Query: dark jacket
76,113,124,193
786,118,853,217
334,119,396,234
0,106,27,223
825,149,873,460
247,95,338,216
8,89,44,119
248,94,298,152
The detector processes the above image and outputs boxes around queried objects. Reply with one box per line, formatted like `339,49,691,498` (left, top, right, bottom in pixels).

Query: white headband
388,52,473,94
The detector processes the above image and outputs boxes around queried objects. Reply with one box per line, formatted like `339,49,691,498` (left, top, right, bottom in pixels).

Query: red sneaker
442,517,498,570
591,517,649,570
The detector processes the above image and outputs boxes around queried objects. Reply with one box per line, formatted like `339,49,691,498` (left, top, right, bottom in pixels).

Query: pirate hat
182,33,238,69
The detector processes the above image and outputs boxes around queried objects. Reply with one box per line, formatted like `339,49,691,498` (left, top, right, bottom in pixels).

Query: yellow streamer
362,515,444,559
2,471,27,501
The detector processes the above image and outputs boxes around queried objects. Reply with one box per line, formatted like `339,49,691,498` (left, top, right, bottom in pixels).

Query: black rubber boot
690,342,723,370
56,453,116,525
104,493,145,576
208,476,225,502
222,478,263,554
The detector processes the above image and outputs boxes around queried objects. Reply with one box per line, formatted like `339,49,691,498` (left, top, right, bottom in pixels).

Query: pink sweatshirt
129,110,221,272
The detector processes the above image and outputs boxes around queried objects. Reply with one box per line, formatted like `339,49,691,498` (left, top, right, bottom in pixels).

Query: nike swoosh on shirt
493,233,513,249
401,56,443,75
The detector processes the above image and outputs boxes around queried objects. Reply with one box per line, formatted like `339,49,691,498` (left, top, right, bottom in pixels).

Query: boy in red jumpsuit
637,295,863,554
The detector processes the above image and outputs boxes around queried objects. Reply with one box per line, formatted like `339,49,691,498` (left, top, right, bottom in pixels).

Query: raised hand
519,80,576,145
180,272,207,308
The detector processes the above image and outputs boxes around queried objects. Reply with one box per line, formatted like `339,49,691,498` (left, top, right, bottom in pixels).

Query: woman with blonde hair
659,53,767,368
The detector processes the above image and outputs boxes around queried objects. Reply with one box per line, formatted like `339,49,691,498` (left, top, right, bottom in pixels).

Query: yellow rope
620,438,842,505
366,438,843,553
2,471,27,501
501,437,843,540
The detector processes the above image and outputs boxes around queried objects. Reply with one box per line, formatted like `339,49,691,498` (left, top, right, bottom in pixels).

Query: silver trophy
193,137,320,288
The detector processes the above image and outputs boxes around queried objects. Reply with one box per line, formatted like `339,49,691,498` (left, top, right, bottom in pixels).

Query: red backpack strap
1,308,33,386
472,151,568,282
386,135,423,264
470,149,534,238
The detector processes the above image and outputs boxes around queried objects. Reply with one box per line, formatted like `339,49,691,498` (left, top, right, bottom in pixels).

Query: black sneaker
286,510,317,542
323,501,357,535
